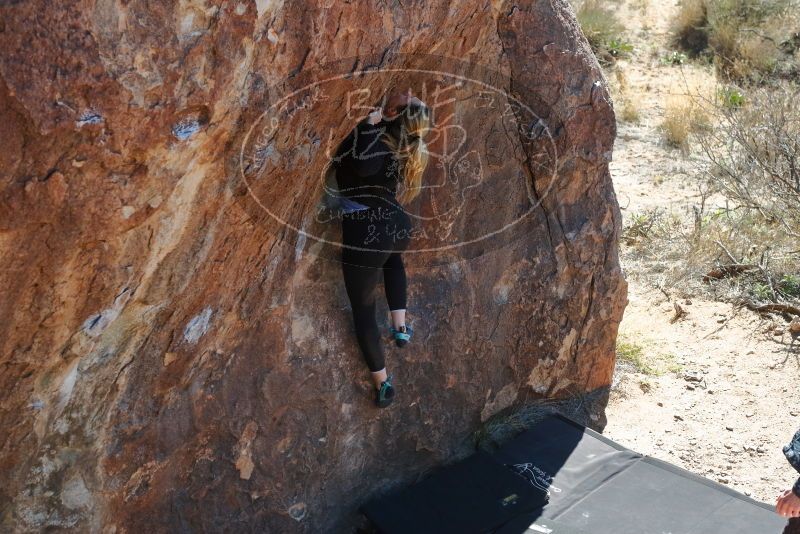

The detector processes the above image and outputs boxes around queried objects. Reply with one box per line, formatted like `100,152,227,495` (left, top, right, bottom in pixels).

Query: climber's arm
784,427,800,497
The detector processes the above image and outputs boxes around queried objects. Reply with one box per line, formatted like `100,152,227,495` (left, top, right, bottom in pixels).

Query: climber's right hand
777,488,800,518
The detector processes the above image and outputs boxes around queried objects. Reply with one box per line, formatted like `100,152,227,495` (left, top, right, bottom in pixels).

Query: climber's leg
341,209,406,391
389,309,406,330
342,254,387,379
370,368,388,389
383,252,407,328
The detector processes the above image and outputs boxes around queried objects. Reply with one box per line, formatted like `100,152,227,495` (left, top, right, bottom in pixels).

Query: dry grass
615,334,683,376
660,93,711,151
623,84,799,304
623,206,799,309
620,100,641,123
670,0,800,83
622,81,800,311
661,96,693,150
613,68,641,123
621,80,800,304
658,75,715,151
472,388,610,452
575,0,633,64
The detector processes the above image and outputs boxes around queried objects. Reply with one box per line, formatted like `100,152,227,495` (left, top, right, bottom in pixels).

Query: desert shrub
624,83,800,312
620,100,641,123
660,93,711,151
622,204,799,312
662,98,693,150
681,210,798,309
673,0,709,55
716,85,745,107
607,39,635,60
622,210,660,245
779,274,800,299
697,82,800,232
671,0,800,82
576,0,634,64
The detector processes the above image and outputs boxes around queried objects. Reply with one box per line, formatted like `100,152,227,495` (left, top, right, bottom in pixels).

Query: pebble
684,371,703,382
725,425,734,431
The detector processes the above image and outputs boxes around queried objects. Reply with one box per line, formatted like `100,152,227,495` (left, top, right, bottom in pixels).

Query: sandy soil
600,0,800,508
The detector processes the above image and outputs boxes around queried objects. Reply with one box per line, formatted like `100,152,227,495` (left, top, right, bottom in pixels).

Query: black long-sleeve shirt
784,427,800,497
332,116,402,211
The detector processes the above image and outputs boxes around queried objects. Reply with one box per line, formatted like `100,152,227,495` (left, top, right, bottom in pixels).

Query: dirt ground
599,0,800,508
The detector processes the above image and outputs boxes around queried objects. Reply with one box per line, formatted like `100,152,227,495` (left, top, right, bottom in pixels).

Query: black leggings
340,206,413,372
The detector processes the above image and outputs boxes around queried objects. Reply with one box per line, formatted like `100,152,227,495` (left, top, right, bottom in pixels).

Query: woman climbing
332,89,431,408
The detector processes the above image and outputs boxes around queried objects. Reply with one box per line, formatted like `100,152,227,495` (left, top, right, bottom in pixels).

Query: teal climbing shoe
376,374,395,408
389,325,413,348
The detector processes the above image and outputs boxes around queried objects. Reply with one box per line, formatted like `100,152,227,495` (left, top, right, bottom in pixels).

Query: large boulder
0,0,627,531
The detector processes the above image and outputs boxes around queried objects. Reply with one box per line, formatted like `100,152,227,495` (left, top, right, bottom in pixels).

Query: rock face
0,1,627,532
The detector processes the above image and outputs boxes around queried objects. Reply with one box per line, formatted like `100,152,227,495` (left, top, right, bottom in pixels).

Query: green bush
607,39,635,59
716,85,745,107
778,274,800,299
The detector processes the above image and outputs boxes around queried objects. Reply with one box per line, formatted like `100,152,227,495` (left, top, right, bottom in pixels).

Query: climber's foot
376,374,395,408
390,325,412,348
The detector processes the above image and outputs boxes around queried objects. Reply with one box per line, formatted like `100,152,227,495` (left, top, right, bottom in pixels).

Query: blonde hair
380,101,431,204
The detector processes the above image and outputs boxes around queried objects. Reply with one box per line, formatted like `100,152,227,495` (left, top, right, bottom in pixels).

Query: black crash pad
493,413,786,534
359,449,549,534
361,413,788,534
